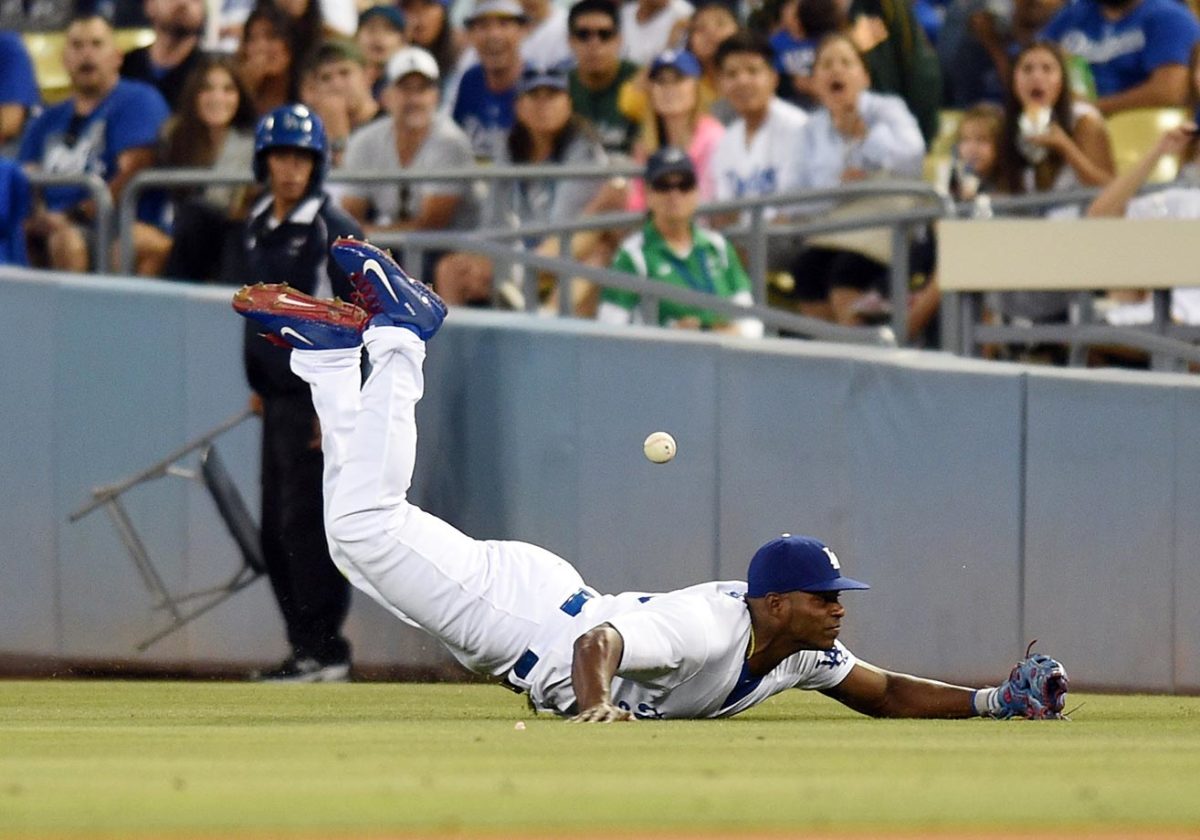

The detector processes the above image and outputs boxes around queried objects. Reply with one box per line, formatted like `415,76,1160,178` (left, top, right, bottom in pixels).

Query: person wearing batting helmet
237,104,364,682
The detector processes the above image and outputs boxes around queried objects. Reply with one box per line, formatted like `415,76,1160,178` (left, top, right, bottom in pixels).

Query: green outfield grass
2,681,1199,839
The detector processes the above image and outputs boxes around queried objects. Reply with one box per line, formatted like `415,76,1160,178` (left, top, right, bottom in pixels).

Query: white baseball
643,431,676,464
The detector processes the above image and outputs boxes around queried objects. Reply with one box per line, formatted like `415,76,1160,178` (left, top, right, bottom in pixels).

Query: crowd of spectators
5,0,1200,341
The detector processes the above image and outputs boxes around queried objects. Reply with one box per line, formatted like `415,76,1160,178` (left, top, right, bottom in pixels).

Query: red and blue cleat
330,237,447,340
232,283,369,350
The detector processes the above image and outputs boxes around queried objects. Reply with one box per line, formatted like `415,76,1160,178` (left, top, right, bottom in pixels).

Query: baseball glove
995,641,1069,720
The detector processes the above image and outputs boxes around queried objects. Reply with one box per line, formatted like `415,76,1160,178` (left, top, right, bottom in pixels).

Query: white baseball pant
290,326,592,678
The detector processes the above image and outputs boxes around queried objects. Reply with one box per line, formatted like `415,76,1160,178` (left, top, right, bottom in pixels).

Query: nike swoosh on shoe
364,258,400,303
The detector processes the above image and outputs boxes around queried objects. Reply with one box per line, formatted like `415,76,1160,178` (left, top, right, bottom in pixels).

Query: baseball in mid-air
643,431,676,464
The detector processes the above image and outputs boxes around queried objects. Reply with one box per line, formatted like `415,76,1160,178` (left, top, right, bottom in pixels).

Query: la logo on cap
824,547,841,570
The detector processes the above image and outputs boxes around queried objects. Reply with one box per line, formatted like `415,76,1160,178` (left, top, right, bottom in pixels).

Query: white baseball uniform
291,326,857,717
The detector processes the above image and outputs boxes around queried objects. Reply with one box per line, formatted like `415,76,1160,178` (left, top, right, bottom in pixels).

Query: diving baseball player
232,239,1070,722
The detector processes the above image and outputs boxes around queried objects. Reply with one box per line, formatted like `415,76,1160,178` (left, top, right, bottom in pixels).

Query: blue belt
508,588,594,683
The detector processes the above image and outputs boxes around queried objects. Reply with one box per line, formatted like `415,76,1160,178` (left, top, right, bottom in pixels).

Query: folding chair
69,409,265,651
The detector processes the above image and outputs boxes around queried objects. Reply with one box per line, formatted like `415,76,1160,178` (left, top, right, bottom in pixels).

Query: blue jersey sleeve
1142,2,1200,71
0,33,40,107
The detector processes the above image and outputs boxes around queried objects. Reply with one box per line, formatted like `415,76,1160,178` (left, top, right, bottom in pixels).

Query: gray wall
1,266,1197,691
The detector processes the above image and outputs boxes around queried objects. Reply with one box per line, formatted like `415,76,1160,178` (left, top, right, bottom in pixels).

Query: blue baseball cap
650,49,701,79
517,65,569,95
746,535,870,597
359,4,406,31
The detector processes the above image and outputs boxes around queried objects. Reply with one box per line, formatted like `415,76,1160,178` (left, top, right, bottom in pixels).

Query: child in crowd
784,33,924,326
944,101,1003,201
990,41,1114,334
996,41,1112,197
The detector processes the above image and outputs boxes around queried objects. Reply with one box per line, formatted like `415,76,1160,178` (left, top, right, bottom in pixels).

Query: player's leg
317,241,590,674
232,285,406,623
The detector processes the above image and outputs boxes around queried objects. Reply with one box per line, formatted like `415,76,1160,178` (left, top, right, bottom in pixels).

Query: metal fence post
557,230,572,317
889,222,910,346
116,172,142,275
748,206,767,307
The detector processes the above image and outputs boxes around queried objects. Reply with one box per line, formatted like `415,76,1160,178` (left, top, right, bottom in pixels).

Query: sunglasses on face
571,26,617,42
650,176,697,193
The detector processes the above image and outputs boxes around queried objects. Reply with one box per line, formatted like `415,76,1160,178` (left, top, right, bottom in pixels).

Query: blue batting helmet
253,103,328,190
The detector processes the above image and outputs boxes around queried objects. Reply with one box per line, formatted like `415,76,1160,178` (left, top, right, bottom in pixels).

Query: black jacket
239,192,363,397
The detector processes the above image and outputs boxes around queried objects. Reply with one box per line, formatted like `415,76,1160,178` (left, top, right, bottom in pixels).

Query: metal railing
25,171,114,261
26,162,1200,367
944,185,1200,371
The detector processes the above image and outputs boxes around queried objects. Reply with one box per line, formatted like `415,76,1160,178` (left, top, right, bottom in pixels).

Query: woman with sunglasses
599,146,764,337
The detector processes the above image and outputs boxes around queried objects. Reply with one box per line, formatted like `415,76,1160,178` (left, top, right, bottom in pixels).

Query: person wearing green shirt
598,146,764,337
567,0,641,155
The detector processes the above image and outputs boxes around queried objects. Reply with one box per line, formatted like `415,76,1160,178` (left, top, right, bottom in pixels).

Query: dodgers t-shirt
450,64,520,162
18,78,169,218
1042,0,1200,97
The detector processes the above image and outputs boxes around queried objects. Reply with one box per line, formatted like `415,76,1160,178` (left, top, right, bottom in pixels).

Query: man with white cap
233,239,1073,722
448,0,528,160
340,46,478,265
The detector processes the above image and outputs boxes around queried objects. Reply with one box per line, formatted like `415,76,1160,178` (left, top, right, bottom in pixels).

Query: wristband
971,687,998,717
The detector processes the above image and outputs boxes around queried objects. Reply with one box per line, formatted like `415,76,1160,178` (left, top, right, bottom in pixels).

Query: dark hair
799,0,846,39
508,112,594,164
241,2,303,103
164,55,257,168
997,41,1075,194
813,32,868,70
251,0,323,70
407,0,457,78
714,30,774,71
306,37,366,74
66,10,114,29
568,0,619,31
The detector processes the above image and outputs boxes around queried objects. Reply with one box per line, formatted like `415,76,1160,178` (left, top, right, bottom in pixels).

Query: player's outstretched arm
824,649,1070,720
568,624,635,723
822,661,977,719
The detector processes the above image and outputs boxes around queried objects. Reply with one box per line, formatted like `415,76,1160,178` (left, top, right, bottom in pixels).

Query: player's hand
568,702,636,723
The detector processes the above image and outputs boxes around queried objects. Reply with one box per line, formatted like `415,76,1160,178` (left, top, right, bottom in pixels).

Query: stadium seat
68,410,263,651
1107,107,1188,184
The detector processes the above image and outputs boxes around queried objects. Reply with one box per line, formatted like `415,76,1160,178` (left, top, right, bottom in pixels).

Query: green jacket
605,220,752,328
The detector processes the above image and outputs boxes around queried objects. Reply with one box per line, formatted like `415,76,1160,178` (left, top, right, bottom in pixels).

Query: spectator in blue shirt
19,14,170,271
0,158,32,266
1041,0,1200,115
771,0,845,110
448,0,528,161
0,32,40,157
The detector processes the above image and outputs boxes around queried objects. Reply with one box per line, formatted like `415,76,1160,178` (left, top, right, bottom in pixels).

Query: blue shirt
18,79,169,215
1042,0,1200,97
0,158,31,266
450,64,520,162
0,32,40,109
770,31,817,79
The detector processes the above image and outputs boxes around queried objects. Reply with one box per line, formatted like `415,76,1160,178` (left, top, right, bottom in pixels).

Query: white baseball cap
386,46,440,84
